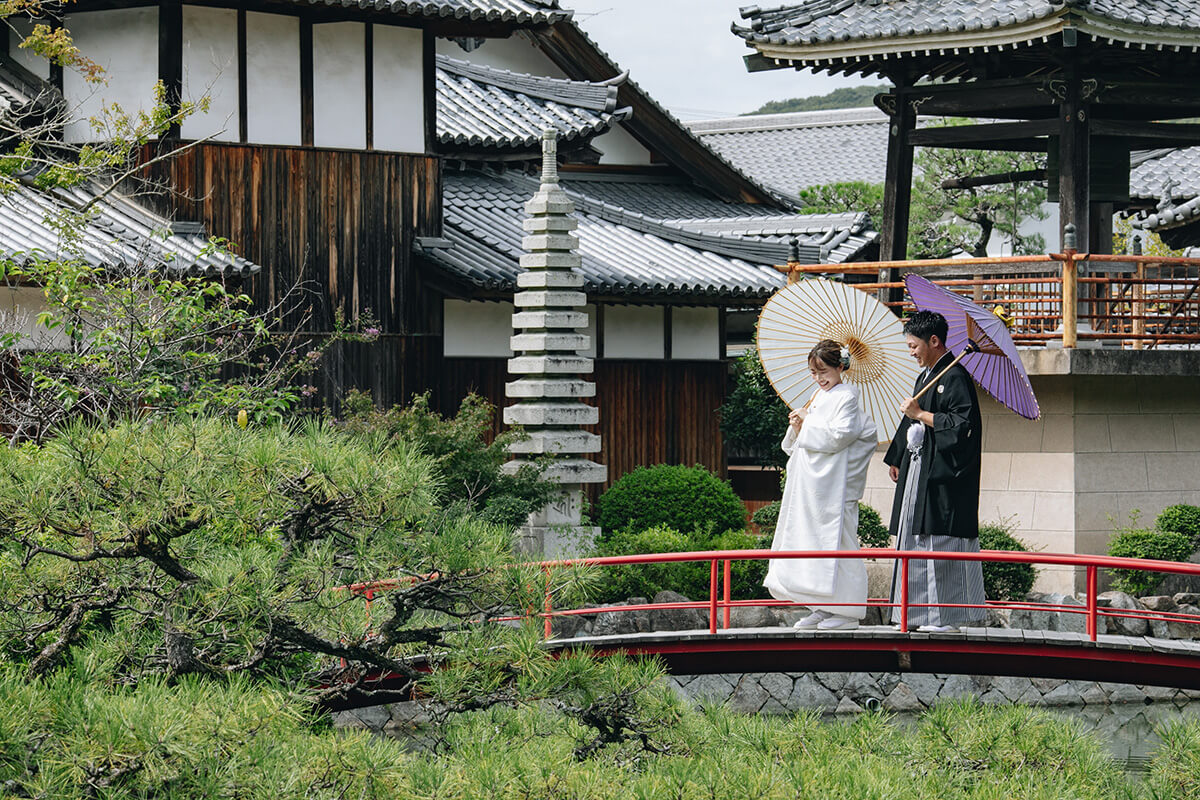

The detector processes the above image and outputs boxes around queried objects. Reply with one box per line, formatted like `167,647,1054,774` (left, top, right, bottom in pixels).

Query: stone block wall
1074,375,1200,592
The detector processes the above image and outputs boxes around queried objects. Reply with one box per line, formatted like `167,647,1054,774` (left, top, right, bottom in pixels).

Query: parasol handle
911,344,976,403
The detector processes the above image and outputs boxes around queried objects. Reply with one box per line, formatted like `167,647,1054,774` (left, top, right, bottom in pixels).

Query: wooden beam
941,169,1045,190
907,120,1057,148
423,29,436,156
158,0,183,138
237,8,247,143
879,84,916,299
1058,78,1090,252
1090,119,1200,147
364,23,373,150
299,14,313,147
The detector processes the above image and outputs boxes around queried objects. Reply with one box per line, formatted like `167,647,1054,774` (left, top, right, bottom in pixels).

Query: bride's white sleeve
797,392,858,454
781,426,800,455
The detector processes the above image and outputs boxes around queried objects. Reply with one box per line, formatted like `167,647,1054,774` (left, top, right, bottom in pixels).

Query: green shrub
593,526,767,603
1107,528,1194,596
857,503,890,548
979,522,1037,601
752,500,890,548
339,390,556,529
751,501,781,536
717,348,790,468
596,464,746,538
1156,504,1200,549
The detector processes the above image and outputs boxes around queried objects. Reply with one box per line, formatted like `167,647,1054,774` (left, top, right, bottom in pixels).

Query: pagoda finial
540,129,559,186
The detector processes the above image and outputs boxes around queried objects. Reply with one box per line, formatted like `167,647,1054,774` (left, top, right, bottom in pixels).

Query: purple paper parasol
904,273,1040,420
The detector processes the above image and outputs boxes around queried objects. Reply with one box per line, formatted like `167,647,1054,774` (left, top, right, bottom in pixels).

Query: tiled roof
557,174,787,219
0,180,259,276
736,1,1200,54
1131,148,1200,232
1130,147,1200,201
688,107,890,199
294,0,570,24
423,168,876,299
436,55,630,150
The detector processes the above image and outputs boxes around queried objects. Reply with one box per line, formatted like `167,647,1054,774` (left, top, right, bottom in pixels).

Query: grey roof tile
1131,147,1200,232
295,0,569,24
425,168,876,299
0,181,260,277
736,1,1200,49
437,55,630,150
689,107,890,198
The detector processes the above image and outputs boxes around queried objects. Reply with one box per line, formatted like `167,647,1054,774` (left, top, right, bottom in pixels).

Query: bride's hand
788,409,806,431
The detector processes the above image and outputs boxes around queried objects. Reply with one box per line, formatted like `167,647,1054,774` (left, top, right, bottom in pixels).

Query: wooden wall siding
433,358,729,498
140,142,441,336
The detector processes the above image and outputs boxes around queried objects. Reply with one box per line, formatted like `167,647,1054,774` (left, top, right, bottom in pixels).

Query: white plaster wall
246,12,301,146
181,5,239,143
671,306,719,360
603,305,663,359
313,21,366,149
443,299,513,357
0,287,70,350
592,125,653,166
373,25,424,153
862,375,1077,595
435,34,569,80
8,19,50,78
64,9,159,143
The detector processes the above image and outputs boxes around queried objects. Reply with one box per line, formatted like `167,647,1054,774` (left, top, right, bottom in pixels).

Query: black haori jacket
883,351,982,539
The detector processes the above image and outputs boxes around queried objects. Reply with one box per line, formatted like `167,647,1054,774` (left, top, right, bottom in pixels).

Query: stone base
516,524,599,559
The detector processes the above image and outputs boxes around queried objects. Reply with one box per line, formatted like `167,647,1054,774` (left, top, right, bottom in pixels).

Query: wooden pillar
158,0,183,139
1058,78,1091,251
879,85,916,303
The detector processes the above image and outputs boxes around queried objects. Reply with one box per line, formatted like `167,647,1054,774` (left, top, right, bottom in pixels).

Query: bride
763,339,878,631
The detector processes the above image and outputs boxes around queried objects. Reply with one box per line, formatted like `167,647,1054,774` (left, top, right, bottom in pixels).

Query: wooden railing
778,249,1200,349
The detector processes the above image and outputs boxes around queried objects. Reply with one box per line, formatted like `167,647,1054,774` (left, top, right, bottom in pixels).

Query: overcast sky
564,1,873,119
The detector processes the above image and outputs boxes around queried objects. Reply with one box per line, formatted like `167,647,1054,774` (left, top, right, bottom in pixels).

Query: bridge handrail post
722,559,732,629
1086,564,1098,641
899,557,909,632
543,565,553,640
708,559,719,634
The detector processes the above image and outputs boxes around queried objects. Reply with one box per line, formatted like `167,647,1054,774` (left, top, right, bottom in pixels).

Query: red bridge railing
344,549,1200,645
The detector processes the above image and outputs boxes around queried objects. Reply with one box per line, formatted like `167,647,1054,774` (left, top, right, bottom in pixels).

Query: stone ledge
1023,348,1200,377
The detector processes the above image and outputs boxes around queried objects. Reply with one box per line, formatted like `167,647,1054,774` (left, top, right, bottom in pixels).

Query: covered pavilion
735,0,1200,260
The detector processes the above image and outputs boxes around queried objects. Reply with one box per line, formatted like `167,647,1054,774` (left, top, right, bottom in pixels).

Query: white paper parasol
757,278,920,445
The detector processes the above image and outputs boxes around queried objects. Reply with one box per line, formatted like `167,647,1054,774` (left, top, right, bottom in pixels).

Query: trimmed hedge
596,465,746,538
1155,504,1200,549
752,500,890,548
1107,528,1194,597
978,523,1037,601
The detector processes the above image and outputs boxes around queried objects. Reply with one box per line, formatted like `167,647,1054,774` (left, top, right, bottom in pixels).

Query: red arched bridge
336,549,1200,705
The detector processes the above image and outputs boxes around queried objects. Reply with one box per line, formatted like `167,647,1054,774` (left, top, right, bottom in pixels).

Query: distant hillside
746,85,888,115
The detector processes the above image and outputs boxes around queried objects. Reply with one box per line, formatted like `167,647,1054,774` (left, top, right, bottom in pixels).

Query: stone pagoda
502,130,606,557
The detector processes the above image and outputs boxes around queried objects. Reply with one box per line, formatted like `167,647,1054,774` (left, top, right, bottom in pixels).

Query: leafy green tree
718,348,790,468
798,122,1048,259
747,85,889,115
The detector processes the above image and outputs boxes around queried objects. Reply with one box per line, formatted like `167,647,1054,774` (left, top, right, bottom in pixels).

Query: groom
884,310,985,633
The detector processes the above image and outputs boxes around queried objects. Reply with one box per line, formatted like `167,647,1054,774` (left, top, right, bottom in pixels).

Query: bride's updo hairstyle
809,339,851,371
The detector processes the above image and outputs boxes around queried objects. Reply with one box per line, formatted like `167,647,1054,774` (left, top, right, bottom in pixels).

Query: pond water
1047,700,1200,772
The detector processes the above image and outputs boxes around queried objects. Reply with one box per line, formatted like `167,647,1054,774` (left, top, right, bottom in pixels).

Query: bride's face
809,359,843,392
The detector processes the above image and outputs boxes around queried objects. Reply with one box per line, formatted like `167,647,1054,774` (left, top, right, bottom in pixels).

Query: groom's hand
900,397,921,419
889,465,899,483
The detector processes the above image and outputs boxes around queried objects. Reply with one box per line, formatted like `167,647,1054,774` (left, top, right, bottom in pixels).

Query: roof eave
742,16,1067,72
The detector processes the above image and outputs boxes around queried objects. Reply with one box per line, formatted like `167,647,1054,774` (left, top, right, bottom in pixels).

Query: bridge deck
547,626,1200,690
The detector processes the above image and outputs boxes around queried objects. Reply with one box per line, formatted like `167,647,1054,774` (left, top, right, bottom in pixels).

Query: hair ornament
839,346,851,369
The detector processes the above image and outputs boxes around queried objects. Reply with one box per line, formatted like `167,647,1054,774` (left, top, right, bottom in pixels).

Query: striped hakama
889,446,987,628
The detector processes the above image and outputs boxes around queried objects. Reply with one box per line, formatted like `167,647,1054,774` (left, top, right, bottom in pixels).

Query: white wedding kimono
763,383,878,619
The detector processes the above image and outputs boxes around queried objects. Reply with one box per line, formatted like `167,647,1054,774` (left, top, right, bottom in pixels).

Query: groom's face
906,334,942,369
